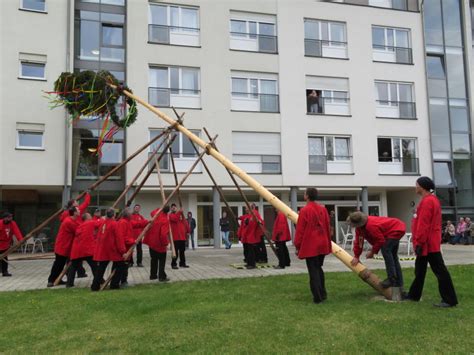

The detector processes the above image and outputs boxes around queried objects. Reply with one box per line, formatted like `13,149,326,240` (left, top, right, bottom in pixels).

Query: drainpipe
62,0,72,206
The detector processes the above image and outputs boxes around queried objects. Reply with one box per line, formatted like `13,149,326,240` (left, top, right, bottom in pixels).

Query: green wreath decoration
51,70,137,128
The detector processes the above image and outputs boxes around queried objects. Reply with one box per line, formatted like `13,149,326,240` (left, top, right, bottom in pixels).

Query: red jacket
54,216,80,257
59,193,91,222
169,211,186,241
412,194,442,256
242,210,263,245
144,210,170,253
130,213,148,241
70,219,102,260
353,216,406,258
294,202,332,259
117,218,136,250
238,215,249,242
272,212,291,242
0,220,24,250
94,219,126,262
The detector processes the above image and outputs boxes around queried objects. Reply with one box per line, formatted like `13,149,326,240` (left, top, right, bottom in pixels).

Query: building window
19,53,46,80
16,123,45,150
148,4,200,46
308,135,353,174
375,81,415,118
149,129,202,173
433,161,454,187
79,0,125,5
377,137,418,174
322,0,419,12
306,76,350,115
232,132,281,173
372,26,412,64
74,10,125,63
20,0,46,12
304,19,347,59
231,71,279,113
72,118,124,180
229,12,277,53
149,66,201,108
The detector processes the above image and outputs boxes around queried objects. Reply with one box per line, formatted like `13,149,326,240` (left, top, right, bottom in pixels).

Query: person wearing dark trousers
272,210,292,269
169,204,189,269
238,210,250,264
0,212,24,277
66,213,102,287
117,208,137,287
250,204,267,263
47,207,80,287
130,204,148,267
294,188,332,304
144,205,171,281
348,212,406,288
187,212,196,250
243,207,262,269
406,177,458,308
91,208,127,291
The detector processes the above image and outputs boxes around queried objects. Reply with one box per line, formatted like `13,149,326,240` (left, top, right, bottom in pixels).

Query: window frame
149,3,200,31
150,65,201,95
16,129,45,150
308,135,352,162
19,60,46,80
19,0,46,13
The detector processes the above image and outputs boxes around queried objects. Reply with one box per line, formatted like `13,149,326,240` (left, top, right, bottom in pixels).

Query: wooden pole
127,134,177,204
168,144,183,208
109,86,392,299
100,136,216,290
154,154,177,258
0,130,169,262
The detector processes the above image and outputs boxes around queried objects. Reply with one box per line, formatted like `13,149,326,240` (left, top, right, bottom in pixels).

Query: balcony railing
148,152,200,173
231,92,280,113
309,155,353,174
322,0,419,11
307,97,350,115
149,87,201,108
378,156,419,175
148,24,200,46
233,154,281,174
376,100,416,119
304,39,348,59
229,32,278,53
372,44,413,64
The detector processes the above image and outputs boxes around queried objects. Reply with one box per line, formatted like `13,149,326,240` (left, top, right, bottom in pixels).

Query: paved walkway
1,245,472,292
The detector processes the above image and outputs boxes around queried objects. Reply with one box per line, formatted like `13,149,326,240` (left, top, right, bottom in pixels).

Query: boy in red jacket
0,212,24,277
91,208,127,291
66,213,103,288
130,204,147,267
47,207,80,287
348,212,405,288
169,204,189,269
405,177,458,307
272,210,292,269
294,188,332,304
144,205,171,281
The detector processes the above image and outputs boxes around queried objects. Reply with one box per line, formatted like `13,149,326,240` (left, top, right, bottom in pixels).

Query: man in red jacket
169,204,189,269
405,177,458,308
130,204,147,267
0,212,24,277
144,205,170,281
66,213,103,288
294,188,332,304
91,208,127,291
60,192,91,223
243,208,262,269
272,210,292,269
348,212,406,288
251,204,268,264
117,208,137,287
47,207,80,287
238,208,250,265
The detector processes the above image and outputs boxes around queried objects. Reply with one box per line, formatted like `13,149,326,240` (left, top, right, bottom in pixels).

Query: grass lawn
1,265,473,354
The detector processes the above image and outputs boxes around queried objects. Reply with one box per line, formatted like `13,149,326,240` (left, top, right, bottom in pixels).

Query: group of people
293,177,458,307
0,175,460,307
443,217,474,245
42,191,196,290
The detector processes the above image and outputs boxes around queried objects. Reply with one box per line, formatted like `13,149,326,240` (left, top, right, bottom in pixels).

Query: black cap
417,176,435,192
2,212,13,218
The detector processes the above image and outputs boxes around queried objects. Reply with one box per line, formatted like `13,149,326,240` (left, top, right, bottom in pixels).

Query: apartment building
1,0,472,248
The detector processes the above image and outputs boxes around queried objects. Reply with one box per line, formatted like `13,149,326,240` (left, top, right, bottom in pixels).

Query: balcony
304,39,348,59
373,44,413,64
307,97,350,116
148,152,202,173
378,157,419,175
309,155,353,174
376,100,416,119
231,92,279,113
233,154,281,174
149,87,201,109
148,24,200,47
229,32,278,53
322,0,419,11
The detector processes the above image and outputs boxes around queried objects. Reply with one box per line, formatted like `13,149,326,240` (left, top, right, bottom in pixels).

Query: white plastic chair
340,226,354,250
399,233,412,256
22,236,44,254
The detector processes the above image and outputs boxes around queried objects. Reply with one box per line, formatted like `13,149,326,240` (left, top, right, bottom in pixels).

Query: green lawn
1,265,473,354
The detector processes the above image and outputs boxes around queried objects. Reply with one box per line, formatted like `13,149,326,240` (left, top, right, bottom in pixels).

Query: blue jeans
188,231,195,249
221,231,231,248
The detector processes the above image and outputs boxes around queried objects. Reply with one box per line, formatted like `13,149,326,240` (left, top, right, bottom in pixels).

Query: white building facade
3,0,466,248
